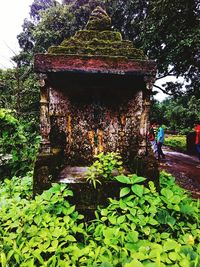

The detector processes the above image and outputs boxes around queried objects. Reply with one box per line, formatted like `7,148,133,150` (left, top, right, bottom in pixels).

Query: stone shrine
33,7,159,210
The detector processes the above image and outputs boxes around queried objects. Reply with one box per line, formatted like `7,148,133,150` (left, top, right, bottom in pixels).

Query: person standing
194,121,200,166
157,123,165,160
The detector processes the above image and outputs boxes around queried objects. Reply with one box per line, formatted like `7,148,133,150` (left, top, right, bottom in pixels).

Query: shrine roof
34,6,156,77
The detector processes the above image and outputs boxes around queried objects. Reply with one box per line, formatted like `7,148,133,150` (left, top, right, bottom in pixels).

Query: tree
143,0,200,96
17,0,199,96
2,0,198,118
150,95,200,133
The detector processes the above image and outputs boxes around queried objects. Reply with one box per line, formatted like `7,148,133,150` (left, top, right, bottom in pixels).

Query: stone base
33,154,159,220
129,154,160,189
33,153,54,195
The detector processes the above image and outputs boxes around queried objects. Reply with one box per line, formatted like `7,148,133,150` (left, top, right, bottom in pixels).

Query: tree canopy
150,94,200,133
14,0,199,96
1,0,199,117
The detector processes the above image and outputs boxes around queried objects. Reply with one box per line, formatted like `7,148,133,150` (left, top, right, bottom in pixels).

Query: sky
0,0,168,101
0,0,33,69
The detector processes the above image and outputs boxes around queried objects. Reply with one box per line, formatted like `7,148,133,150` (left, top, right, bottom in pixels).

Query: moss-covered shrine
33,7,158,213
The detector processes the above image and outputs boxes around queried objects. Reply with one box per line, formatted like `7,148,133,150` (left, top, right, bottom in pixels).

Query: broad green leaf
144,263,159,267
168,252,179,261
130,175,146,184
66,205,75,215
42,191,52,201
126,231,138,243
108,215,117,225
160,232,170,239
119,199,128,209
21,258,35,267
32,249,44,264
163,239,179,251
120,187,131,198
51,240,58,250
117,215,126,224
66,235,76,242
125,242,136,252
126,214,135,222
171,195,181,204
131,184,144,197
148,217,158,225
101,216,107,222
115,175,131,184
124,259,143,267
161,188,173,199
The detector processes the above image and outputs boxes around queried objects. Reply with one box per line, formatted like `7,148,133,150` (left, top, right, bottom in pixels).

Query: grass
164,135,186,152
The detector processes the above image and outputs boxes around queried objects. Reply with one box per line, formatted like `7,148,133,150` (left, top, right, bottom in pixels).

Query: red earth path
159,147,200,198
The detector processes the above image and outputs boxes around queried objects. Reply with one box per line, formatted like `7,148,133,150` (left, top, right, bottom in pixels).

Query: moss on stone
72,30,122,42
48,45,146,59
85,6,111,31
61,38,127,49
48,7,146,60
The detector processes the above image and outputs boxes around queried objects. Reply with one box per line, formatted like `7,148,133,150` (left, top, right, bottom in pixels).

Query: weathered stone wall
33,6,158,197
47,73,145,168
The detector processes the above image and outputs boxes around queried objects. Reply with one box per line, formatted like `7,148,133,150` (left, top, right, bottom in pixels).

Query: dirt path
159,147,200,198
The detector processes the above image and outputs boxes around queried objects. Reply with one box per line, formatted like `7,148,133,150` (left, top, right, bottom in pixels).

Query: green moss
47,7,146,60
73,30,122,42
85,6,111,31
48,45,146,59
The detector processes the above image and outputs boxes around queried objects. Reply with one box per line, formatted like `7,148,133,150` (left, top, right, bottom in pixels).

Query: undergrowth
164,135,186,152
0,170,199,266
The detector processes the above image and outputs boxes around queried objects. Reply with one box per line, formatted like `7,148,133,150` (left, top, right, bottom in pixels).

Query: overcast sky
0,0,34,69
0,0,168,100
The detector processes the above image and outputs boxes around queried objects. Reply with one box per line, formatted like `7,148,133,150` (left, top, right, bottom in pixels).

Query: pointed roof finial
85,6,111,31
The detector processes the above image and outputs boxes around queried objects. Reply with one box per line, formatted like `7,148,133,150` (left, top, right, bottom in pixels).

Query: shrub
0,172,86,266
0,109,41,177
86,152,124,188
165,135,186,152
0,170,199,266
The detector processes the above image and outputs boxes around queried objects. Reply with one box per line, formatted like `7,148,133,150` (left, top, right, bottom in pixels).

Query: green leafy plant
0,109,41,178
0,170,199,266
165,135,186,152
0,172,86,267
87,171,200,266
86,152,124,188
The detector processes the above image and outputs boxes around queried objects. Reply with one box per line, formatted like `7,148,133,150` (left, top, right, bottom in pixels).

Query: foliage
0,109,40,177
0,172,86,267
143,0,200,96
0,68,40,115
87,171,200,266
32,4,76,52
0,69,16,109
165,135,186,152
15,0,200,96
150,95,200,133
86,152,124,188
0,170,199,266
1,0,199,122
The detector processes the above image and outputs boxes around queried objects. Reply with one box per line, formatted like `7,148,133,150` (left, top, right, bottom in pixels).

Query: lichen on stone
48,6,146,60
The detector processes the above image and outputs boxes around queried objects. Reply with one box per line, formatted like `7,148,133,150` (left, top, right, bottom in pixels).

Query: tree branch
153,84,174,95
19,66,32,81
156,73,175,81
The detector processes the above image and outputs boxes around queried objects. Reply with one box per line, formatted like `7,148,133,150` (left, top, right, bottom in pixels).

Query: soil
159,146,200,198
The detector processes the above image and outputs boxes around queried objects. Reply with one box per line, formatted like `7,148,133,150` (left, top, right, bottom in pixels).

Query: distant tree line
150,95,200,133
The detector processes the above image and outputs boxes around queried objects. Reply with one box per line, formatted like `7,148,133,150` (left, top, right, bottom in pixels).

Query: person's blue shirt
157,126,165,143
